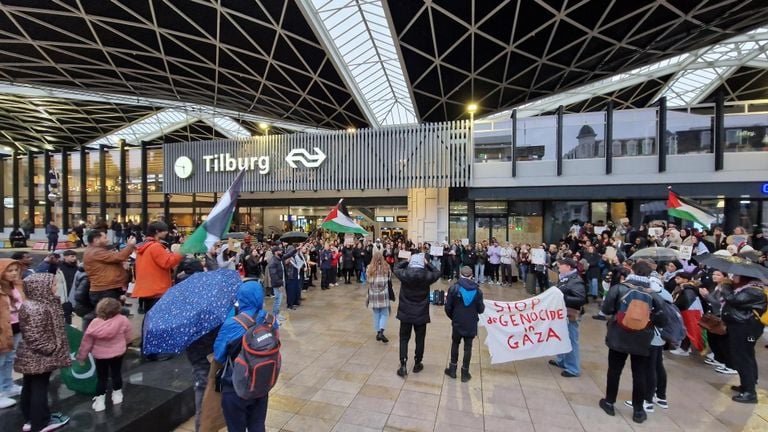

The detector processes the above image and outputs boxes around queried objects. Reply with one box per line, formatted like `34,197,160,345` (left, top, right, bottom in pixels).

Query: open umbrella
630,247,680,261
143,269,242,355
224,232,246,240
279,231,308,244
696,254,768,282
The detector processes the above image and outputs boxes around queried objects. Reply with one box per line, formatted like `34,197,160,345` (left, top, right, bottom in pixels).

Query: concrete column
407,188,449,244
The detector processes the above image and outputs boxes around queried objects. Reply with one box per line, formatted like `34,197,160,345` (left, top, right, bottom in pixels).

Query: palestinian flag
321,200,369,234
181,170,246,254
667,191,716,227
681,297,705,352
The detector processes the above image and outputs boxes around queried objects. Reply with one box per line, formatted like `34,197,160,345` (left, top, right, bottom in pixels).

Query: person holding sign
444,266,485,382
548,258,586,378
393,254,442,378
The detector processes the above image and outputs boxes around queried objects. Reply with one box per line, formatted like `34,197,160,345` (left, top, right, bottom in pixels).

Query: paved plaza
175,279,768,432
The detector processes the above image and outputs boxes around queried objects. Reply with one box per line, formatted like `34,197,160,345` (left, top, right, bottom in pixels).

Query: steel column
714,92,725,171
605,101,613,175
61,148,69,231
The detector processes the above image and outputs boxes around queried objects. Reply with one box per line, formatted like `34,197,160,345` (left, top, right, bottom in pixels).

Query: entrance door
475,216,508,243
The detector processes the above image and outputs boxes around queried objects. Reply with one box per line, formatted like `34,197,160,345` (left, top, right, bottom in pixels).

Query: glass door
476,216,508,243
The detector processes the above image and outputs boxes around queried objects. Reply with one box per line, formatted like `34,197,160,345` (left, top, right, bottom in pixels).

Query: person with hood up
213,280,279,432
76,298,132,412
393,253,442,377
0,259,23,409
14,273,71,432
444,266,485,382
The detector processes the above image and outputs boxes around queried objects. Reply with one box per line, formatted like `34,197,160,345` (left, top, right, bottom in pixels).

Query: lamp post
466,103,478,186
258,122,270,137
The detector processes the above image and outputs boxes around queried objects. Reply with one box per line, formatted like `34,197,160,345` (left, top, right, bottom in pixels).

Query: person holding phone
83,231,137,306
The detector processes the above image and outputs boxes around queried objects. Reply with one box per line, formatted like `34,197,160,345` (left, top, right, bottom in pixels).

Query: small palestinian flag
667,190,717,227
181,170,245,254
321,200,369,234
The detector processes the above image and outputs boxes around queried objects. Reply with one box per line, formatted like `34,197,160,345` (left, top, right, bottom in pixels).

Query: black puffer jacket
601,276,668,356
72,267,93,318
720,281,767,324
557,272,587,310
393,261,441,325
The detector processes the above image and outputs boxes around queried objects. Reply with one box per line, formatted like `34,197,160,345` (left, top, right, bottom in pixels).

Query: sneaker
715,365,738,375
653,395,668,409
0,396,16,409
23,422,31,432
4,384,22,398
624,400,654,413
632,410,648,424
41,414,70,432
598,399,615,416
668,347,690,356
112,389,123,405
92,394,106,412
704,357,723,367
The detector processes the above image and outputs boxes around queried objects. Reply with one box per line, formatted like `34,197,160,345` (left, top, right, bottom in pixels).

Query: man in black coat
393,254,442,377
548,258,587,378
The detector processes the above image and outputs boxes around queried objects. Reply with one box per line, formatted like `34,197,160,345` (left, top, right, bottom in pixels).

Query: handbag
698,313,727,335
387,277,396,302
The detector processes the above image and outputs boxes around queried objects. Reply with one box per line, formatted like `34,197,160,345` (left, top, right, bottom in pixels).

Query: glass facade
2,158,12,227
562,112,606,159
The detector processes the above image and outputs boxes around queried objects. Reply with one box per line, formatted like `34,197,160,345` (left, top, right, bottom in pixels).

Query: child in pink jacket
76,298,132,412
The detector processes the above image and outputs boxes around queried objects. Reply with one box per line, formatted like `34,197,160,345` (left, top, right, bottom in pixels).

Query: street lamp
466,103,477,183
258,122,269,136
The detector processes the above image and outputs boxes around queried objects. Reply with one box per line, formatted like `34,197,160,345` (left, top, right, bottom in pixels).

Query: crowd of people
0,215,766,431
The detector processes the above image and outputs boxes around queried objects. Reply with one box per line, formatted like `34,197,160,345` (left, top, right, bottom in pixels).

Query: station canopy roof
0,0,767,152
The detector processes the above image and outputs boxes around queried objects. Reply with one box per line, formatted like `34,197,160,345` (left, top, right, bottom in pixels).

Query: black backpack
430,290,445,306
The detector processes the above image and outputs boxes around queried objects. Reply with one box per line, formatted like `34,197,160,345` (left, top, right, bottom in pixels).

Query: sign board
461,238,470,246
648,227,664,238
429,246,444,257
479,288,572,364
344,233,355,245
396,215,408,223
730,235,747,246
679,245,693,260
594,226,608,235
397,250,412,260
531,248,547,265
605,246,617,260
761,183,768,195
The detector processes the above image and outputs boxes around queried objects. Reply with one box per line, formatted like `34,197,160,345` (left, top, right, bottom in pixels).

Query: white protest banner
479,288,571,364
398,250,412,260
648,227,664,238
531,248,547,265
679,245,693,260
461,238,470,246
344,233,355,245
429,246,444,257
594,226,608,235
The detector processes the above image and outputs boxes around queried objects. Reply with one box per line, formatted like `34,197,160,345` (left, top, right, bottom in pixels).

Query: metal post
0,156,4,229
43,150,51,224
140,141,149,231
79,146,87,225
99,145,107,222
164,194,171,223
61,148,69,232
12,152,19,230
511,110,517,177
714,92,725,171
27,152,34,231
119,140,127,221
556,105,564,176
605,101,613,174
467,199,476,244
657,96,667,173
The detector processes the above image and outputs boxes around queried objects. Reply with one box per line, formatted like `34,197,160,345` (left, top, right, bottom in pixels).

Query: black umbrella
696,254,768,282
279,231,308,244
224,232,246,240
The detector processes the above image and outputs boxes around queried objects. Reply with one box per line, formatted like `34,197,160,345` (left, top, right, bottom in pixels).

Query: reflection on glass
508,215,543,245
723,113,768,152
516,117,556,161
449,215,468,242
475,201,507,213
667,110,712,154
492,217,508,242
591,202,608,224
562,112,606,159
613,109,657,157
549,201,589,243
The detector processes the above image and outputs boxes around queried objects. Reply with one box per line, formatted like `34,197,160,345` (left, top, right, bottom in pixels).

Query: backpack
616,284,653,331
230,312,281,400
755,288,768,326
657,300,685,345
430,290,445,306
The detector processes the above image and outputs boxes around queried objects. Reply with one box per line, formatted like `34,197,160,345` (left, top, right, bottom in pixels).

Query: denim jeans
372,307,389,332
589,278,599,297
0,333,21,392
474,263,485,283
272,285,284,315
555,319,580,376
221,391,268,432
519,264,529,283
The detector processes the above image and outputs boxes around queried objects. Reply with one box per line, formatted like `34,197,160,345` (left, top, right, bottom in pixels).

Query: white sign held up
679,245,693,260
479,288,572,364
429,246,444,257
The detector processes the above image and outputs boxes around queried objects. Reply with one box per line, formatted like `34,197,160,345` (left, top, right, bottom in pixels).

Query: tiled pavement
175,279,768,432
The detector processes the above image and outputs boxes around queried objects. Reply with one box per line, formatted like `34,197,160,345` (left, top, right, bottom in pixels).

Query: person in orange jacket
133,221,183,317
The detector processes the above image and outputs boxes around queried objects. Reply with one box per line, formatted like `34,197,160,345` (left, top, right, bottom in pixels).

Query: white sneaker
112,389,123,405
715,365,738,375
653,396,669,409
3,384,22,398
23,422,31,432
624,400,654,412
669,347,690,356
0,396,16,409
704,357,723,367
40,414,70,432
92,394,106,412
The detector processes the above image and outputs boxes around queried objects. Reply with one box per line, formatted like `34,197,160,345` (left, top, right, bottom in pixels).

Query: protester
393,253,441,377
10,252,34,280
34,253,59,275
366,251,392,343
698,270,735,374
599,261,667,424
0,259,23,409
213,280,278,432
133,221,183,315
45,221,60,252
76,298,132,412
319,242,333,290
268,245,297,321
285,245,303,310
58,251,78,325
444,266,484,382
15,273,71,432
548,258,587,378
83,231,136,306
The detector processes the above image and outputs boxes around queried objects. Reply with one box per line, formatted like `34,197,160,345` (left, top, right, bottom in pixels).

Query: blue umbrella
143,269,242,355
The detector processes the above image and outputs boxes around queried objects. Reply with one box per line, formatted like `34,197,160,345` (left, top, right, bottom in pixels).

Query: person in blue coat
213,280,278,432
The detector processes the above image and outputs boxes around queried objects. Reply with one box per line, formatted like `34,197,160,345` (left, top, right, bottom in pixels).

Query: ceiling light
467,103,478,114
